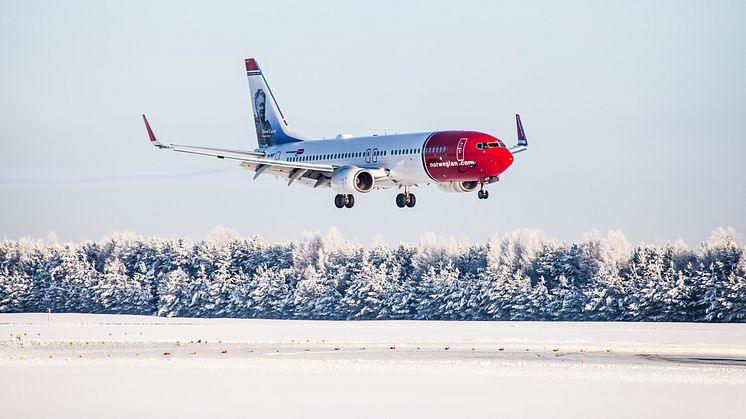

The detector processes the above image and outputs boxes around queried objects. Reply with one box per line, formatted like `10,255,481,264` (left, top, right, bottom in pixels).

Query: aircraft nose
490,148,513,175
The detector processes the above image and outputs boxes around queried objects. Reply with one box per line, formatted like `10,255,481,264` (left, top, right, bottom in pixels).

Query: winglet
516,114,527,147
142,114,169,149
509,114,528,154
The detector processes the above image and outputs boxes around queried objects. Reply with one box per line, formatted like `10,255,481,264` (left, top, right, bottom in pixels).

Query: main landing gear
334,194,355,209
395,186,416,208
477,184,490,200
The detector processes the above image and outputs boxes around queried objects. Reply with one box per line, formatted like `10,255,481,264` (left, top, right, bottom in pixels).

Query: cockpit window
477,142,505,150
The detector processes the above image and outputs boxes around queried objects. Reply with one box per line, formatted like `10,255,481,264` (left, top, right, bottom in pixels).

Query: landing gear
477,185,490,200
334,194,355,209
396,193,406,208
406,193,416,208
396,186,416,208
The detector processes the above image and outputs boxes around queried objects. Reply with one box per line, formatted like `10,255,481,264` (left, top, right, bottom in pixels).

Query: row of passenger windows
286,146,451,162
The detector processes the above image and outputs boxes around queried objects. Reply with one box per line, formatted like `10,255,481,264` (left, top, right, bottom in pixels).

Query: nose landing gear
334,194,355,208
477,184,490,200
396,186,416,208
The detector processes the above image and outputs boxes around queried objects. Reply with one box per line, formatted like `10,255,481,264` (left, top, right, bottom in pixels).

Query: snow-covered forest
1,228,744,322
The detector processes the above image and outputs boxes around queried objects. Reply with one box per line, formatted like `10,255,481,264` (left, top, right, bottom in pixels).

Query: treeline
0,228,744,322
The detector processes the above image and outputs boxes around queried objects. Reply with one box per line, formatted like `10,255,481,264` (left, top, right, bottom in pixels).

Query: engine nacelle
330,167,375,194
436,181,480,193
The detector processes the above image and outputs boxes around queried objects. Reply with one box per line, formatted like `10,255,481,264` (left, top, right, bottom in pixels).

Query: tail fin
245,58,305,148
509,114,528,154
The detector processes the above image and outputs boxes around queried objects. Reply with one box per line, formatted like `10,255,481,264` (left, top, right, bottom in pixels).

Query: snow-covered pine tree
0,240,35,312
340,252,389,320
157,267,190,317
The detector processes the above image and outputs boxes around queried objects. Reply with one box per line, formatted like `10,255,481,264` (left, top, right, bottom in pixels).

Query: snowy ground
1,314,745,418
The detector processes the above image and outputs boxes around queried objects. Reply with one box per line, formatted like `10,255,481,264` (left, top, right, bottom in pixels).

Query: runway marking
638,354,746,367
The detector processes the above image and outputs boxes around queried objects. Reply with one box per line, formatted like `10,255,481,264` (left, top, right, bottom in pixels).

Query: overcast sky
1,0,744,246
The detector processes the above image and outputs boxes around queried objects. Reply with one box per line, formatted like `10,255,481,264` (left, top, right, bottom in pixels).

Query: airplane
142,58,528,208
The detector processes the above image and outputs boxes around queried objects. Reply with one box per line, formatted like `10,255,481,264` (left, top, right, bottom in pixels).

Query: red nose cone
495,148,514,174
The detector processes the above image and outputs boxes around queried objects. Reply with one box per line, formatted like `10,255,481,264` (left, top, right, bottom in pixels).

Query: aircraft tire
406,193,416,208
396,193,406,208
334,194,345,208
345,195,355,208
477,190,484,199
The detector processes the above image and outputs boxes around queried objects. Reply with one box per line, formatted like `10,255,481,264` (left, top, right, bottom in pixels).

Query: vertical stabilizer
245,58,305,148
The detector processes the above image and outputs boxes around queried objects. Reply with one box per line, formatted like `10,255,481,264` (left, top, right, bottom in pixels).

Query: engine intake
330,167,375,194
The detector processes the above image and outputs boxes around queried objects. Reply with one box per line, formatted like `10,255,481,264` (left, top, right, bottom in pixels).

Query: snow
1,314,745,418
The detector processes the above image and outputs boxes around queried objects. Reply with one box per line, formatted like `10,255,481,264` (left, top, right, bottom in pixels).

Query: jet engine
436,181,479,193
330,167,375,194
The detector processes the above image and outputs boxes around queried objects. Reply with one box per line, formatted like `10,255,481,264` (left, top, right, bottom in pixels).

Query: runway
1,314,745,418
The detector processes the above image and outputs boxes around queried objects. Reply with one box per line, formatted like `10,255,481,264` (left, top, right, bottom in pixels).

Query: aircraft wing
142,115,336,186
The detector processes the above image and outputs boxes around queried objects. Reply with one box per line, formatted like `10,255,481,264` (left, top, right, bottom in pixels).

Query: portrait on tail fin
253,89,275,147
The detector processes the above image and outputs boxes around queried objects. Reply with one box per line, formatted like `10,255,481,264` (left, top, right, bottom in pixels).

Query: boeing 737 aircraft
142,58,528,208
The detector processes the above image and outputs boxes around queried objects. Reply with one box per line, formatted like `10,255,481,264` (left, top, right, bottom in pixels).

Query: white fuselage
262,132,434,187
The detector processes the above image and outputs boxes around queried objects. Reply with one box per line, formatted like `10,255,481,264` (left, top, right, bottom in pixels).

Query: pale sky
1,0,744,246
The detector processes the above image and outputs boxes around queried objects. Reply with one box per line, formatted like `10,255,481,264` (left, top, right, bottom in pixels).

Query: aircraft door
456,138,467,162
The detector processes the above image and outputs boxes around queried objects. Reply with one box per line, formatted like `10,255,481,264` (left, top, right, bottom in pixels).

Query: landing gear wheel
344,195,355,208
334,194,345,208
483,190,489,199
406,193,416,208
396,193,406,208
477,190,484,199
